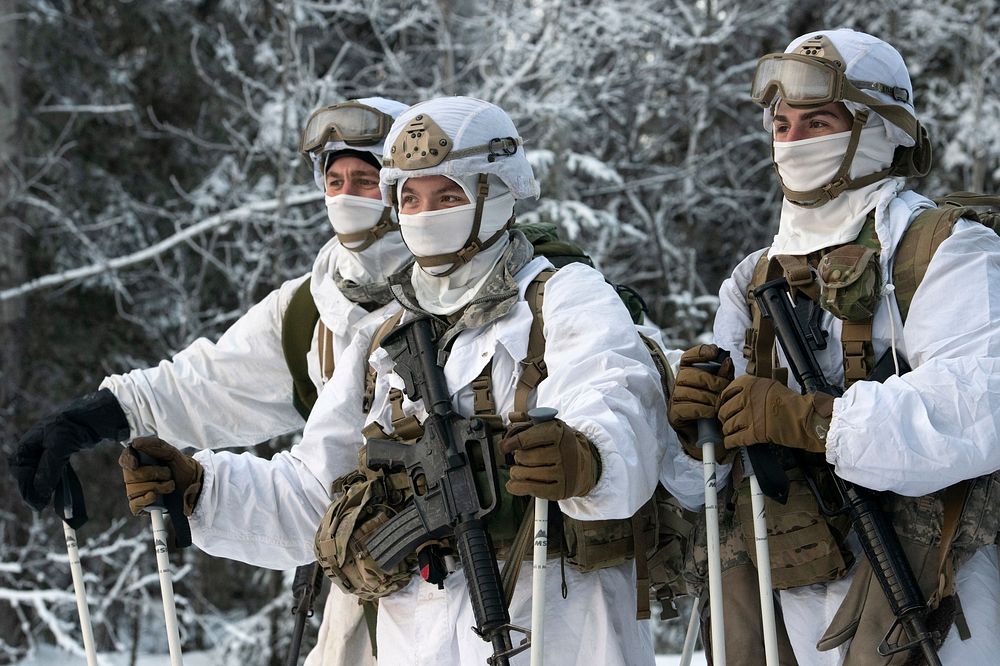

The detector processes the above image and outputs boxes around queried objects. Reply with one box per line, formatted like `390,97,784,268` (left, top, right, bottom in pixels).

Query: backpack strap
892,204,969,322
281,278,323,420
509,269,556,422
362,310,404,413
743,255,788,386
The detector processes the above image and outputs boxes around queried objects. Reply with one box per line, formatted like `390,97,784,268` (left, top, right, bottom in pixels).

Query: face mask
772,126,897,192
325,194,386,249
770,125,902,256
398,190,516,276
773,130,852,191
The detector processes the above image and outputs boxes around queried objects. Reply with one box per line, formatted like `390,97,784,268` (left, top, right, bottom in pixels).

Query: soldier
9,97,410,666
111,95,677,665
669,28,1000,664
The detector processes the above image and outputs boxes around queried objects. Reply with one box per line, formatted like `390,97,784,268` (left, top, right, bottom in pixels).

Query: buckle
487,137,519,162
456,244,480,264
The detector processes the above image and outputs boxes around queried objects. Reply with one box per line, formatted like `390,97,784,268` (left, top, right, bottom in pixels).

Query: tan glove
717,376,834,453
119,436,204,516
499,418,601,501
667,344,734,459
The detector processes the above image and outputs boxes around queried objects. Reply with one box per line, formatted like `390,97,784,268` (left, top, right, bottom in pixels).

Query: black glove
9,389,129,513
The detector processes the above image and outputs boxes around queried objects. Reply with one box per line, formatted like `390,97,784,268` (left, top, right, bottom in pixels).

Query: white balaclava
380,97,539,314
764,29,923,256
306,97,413,284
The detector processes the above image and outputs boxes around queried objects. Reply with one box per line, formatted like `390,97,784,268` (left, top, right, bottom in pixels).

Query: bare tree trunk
0,0,26,439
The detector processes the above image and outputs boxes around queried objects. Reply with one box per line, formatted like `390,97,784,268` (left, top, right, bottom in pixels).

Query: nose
785,125,806,142
342,179,362,197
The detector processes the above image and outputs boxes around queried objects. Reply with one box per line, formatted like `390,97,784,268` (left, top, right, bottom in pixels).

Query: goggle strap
336,207,399,252
840,86,919,141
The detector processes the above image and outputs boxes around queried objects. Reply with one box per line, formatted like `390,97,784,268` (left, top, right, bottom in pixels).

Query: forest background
1,0,998,663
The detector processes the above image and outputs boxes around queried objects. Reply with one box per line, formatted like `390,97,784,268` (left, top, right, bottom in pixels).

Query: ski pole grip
128,444,193,548
692,349,731,449
130,445,166,511
527,407,558,424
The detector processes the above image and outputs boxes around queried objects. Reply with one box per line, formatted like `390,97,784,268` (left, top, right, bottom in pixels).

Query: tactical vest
317,266,696,619
733,193,1000,658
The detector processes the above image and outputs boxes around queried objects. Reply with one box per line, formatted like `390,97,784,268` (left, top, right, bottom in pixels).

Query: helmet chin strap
772,110,897,208
335,206,399,252
408,173,513,277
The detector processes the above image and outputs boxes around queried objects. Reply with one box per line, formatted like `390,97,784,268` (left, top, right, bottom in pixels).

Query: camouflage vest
319,267,695,619
732,193,1000,658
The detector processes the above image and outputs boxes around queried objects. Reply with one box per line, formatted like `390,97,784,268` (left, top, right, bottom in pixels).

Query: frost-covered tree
2,0,998,662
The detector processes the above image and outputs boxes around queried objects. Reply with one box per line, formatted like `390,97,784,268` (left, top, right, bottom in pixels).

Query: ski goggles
299,102,394,156
751,53,910,109
750,53,918,140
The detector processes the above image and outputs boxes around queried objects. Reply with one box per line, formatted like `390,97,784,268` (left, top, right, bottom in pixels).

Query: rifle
753,276,941,665
362,316,528,666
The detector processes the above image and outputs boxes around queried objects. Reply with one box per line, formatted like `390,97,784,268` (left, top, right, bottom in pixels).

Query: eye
809,119,829,129
773,123,789,135
399,194,417,208
326,178,344,190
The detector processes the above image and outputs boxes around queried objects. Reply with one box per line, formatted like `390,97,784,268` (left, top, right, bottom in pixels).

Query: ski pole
741,449,779,666
692,355,728,666
131,447,184,666
679,595,702,666
526,407,559,666
60,470,99,666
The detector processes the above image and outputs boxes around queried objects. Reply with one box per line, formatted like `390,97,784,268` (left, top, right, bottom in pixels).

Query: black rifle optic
754,276,941,666
363,316,528,666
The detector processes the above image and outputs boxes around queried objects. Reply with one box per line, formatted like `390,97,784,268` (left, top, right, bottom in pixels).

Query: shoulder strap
362,310,404,413
892,204,967,322
743,254,789,385
510,269,557,421
282,278,323,420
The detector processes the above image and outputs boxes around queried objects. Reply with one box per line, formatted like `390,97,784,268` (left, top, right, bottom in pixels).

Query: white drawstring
882,282,901,376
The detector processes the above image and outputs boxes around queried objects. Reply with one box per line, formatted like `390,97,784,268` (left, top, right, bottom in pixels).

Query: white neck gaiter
770,125,903,257
325,194,411,284
325,194,385,248
397,176,516,315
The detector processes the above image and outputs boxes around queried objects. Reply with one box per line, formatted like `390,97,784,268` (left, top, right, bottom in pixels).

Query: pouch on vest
314,456,416,602
735,466,854,590
818,244,880,321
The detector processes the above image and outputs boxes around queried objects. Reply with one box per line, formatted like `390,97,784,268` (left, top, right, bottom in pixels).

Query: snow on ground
15,645,218,666
656,652,707,666
18,645,707,665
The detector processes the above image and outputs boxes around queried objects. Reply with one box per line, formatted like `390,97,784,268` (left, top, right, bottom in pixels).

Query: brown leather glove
667,344,735,458
119,436,204,516
717,376,835,453
499,418,601,501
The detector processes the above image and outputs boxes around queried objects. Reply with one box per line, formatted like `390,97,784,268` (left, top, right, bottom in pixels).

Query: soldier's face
324,157,381,198
398,175,471,214
772,100,853,142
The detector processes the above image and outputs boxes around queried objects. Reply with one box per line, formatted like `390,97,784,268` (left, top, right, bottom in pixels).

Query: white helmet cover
379,96,540,204
763,28,917,148
310,96,410,190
